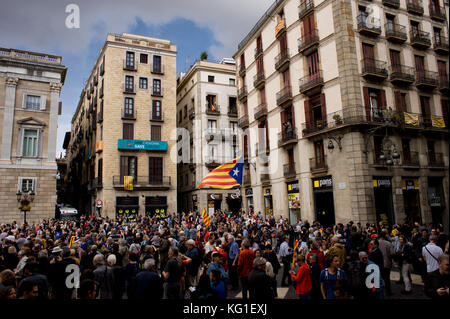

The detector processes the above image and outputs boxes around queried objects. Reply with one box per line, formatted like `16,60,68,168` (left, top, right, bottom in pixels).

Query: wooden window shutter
133,156,138,180
304,99,312,129
394,91,403,112
120,156,127,181
441,99,449,127
98,158,103,183
320,93,327,121
379,89,387,110
363,87,371,120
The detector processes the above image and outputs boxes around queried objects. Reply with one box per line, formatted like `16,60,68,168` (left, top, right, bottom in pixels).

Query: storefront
192,195,198,212
373,177,395,226
287,181,300,225
402,178,422,224
208,193,222,215
245,188,254,214
312,176,335,226
263,187,273,218
226,190,242,215
145,196,167,220
428,177,446,225
116,196,139,219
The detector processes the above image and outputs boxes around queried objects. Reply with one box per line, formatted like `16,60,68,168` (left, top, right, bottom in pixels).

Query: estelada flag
124,176,133,191
198,156,243,189
291,239,300,269
201,208,211,227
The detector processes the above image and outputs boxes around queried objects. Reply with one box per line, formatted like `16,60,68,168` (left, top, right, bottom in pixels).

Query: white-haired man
136,258,163,300
93,254,115,299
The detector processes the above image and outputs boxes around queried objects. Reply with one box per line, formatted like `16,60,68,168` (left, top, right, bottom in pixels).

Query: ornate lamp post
16,190,35,224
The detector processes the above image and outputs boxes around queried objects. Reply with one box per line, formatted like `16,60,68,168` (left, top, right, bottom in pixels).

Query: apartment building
65,33,177,219
176,59,241,213
0,48,67,223
234,0,449,230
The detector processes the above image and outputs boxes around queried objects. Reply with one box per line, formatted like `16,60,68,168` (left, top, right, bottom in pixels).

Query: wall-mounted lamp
327,136,343,151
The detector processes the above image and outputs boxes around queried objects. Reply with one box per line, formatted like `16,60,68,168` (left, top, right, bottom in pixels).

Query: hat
186,239,195,246
52,246,63,254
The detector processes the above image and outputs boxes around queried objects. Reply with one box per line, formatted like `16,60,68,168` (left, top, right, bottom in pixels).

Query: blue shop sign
118,139,168,151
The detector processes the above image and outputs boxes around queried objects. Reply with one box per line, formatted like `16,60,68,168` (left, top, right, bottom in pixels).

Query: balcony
299,70,324,96
255,142,270,156
402,151,420,168
254,46,263,59
276,86,293,107
415,70,439,90
406,0,424,15
97,108,103,123
254,103,268,120
151,87,164,97
434,36,449,55
298,29,319,55
382,0,400,8
123,60,137,71
298,0,315,20
275,18,286,39
260,173,271,184
93,177,103,189
99,63,105,76
189,108,195,120
113,176,171,190
123,84,136,94
151,64,164,75
429,5,446,21
428,153,445,168
94,74,98,86
310,156,328,173
95,140,103,153
99,85,104,98
91,114,97,131
239,65,246,77
205,160,220,169
122,108,136,120
243,174,251,186
228,107,238,117
238,114,249,128
253,73,265,89
238,86,248,102
150,111,164,122
439,75,449,92
205,104,221,115
410,30,431,49
390,65,415,86
357,14,382,37
278,128,298,147
385,23,407,43
283,163,296,178
361,58,388,82
274,51,290,72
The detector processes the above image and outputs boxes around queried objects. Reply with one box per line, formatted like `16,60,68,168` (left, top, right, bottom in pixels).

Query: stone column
1,77,18,161
47,83,61,162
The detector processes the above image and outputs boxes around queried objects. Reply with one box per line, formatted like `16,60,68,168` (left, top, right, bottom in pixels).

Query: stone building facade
234,0,449,231
176,60,240,214
0,48,67,223
65,33,177,219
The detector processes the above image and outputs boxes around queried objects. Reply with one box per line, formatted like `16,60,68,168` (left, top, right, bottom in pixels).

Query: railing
254,45,263,58
361,58,388,77
243,174,251,185
94,75,98,86
238,86,248,100
238,114,249,128
113,176,171,188
97,108,103,123
402,151,420,166
429,4,446,20
357,14,382,34
0,48,61,64
152,87,164,97
93,177,103,189
410,30,431,46
123,59,137,71
253,72,266,87
283,163,296,177
228,107,238,117
150,111,163,121
439,75,449,90
99,85,104,98
278,128,298,146
299,70,323,93
123,83,136,94
434,36,449,51
260,173,271,183
205,103,221,115
310,156,328,172
254,103,268,120
239,64,246,76
429,153,445,167
274,51,290,70
205,160,220,168
298,29,319,52
382,0,400,7
255,142,270,156
275,18,286,38
298,0,315,19
416,70,439,87
385,23,407,40
276,85,292,105
122,108,136,119
99,63,105,75
151,64,164,74
390,65,415,82
406,0,424,14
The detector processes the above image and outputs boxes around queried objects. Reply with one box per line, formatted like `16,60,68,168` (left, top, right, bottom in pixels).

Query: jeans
298,291,311,300
381,268,391,294
240,277,249,300
164,282,181,299
401,263,413,292
281,256,292,285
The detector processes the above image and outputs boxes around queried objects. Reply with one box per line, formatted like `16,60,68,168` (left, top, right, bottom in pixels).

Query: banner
124,176,133,191
403,112,419,126
432,115,446,128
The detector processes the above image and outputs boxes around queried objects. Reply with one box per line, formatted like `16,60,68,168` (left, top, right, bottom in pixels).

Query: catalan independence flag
198,156,243,189
201,208,211,227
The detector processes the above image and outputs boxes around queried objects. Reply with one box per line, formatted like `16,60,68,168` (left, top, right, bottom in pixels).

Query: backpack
324,268,342,281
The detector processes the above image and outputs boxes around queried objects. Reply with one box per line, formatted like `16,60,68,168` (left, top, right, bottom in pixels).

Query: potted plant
302,128,309,135
333,114,343,125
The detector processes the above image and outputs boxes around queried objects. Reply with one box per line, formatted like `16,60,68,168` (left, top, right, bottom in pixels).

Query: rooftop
0,47,62,64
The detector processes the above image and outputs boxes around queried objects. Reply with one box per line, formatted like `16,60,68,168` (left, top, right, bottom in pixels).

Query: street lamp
16,190,35,225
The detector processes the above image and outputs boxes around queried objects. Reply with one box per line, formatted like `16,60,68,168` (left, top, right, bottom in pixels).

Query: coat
248,269,275,300
291,263,312,295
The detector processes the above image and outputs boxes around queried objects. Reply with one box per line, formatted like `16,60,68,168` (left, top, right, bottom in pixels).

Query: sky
0,0,274,157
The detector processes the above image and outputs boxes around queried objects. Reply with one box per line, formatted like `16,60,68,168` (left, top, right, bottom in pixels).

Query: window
420,96,431,123
153,55,162,73
22,129,38,157
402,139,411,163
386,15,395,32
120,156,137,181
434,27,442,44
122,123,134,140
126,51,135,67
394,91,408,112
98,158,103,184
411,21,419,37
184,105,187,118
208,75,215,83
209,144,218,161
208,120,217,134
149,157,163,183
232,144,238,158
152,79,162,95
230,121,237,133
152,100,162,120
139,77,148,89
19,177,36,193
125,76,134,91
151,125,161,141
178,110,182,123
229,78,235,86
314,140,325,168
140,53,148,64
229,97,237,114
307,51,320,77
124,97,134,116
427,140,436,163
390,50,402,71
206,95,217,111
25,95,41,110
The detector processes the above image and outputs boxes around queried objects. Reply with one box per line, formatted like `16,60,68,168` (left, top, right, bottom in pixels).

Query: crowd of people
0,209,449,300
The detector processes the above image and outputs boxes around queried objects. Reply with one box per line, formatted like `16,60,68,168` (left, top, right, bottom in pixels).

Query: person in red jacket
237,239,254,300
290,254,312,299
307,242,325,270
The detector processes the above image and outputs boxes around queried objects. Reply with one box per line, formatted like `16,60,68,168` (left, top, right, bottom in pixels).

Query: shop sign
287,181,299,193
118,139,168,151
116,196,139,206
245,188,253,197
228,193,240,200
373,178,391,188
145,196,167,206
402,179,419,191
208,193,222,200
264,188,272,197
192,195,197,201
313,176,333,189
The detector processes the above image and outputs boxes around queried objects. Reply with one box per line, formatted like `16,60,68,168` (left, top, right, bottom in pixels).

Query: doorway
314,191,336,226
